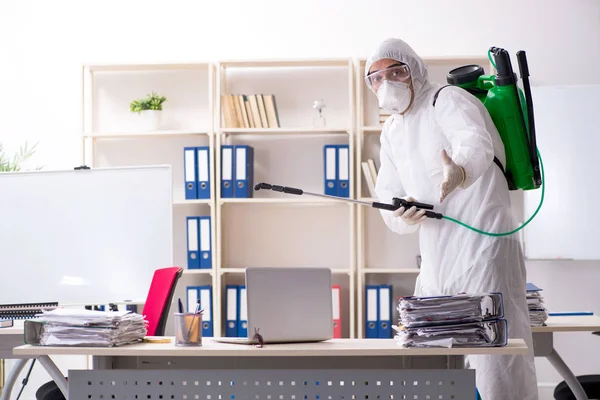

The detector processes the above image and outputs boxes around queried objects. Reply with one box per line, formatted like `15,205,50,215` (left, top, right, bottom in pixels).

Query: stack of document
33,308,147,347
526,283,548,327
394,293,508,348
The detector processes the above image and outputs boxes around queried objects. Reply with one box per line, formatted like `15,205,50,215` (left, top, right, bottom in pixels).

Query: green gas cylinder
445,47,542,191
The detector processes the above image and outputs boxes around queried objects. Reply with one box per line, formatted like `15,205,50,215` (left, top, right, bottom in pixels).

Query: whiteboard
0,165,173,304
524,84,600,259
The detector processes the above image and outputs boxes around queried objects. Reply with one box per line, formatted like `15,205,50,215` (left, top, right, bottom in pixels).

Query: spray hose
441,150,544,237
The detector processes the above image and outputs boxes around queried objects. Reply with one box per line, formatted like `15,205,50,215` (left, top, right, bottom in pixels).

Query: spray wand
254,152,545,239
254,182,444,218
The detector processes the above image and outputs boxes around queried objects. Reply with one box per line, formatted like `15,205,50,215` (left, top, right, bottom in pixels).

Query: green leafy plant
0,141,39,172
129,91,167,114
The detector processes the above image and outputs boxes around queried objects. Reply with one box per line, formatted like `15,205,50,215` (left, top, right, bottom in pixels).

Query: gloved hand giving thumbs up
440,149,465,203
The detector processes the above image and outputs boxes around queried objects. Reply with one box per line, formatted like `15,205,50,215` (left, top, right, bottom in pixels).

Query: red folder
332,285,342,338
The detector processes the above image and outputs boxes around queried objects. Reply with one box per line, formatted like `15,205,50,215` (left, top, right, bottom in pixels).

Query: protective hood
365,38,432,101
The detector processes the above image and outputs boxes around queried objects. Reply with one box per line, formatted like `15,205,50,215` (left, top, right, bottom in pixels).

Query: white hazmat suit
368,38,538,400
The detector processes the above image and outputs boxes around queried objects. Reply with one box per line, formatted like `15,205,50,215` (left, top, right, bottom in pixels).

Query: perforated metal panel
68,368,475,400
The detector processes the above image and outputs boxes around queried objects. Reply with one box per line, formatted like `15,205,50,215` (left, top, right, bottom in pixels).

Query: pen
178,298,183,314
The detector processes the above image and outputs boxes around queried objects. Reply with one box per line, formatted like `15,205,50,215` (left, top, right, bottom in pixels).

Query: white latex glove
440,149,465,203
393,197,427,225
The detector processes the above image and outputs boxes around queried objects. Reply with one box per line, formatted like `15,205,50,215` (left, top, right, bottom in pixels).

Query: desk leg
37,356,68,400
547,348,589,400
0,359,28,400
534,332,589,400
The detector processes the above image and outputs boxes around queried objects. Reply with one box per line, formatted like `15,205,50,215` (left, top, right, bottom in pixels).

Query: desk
11,338,528,400
532,315,600,400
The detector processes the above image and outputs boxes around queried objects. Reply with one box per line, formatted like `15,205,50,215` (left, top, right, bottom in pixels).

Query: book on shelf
222,94,280,129
361,158,378,198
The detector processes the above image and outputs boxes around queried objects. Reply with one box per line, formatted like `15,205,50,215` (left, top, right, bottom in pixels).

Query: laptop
213,267,333,345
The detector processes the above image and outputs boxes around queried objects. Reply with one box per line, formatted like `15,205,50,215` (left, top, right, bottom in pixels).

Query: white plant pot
137,110,162,131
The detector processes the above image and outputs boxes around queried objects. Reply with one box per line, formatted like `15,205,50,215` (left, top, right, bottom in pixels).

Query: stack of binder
365,284,393,338
184,146,211,200
186,216,212,269
26,308,147,347
225,284,248,337
526,283,548,327
323,144,350,198
186,285,213,337
221,145,254,198
394,293,508,348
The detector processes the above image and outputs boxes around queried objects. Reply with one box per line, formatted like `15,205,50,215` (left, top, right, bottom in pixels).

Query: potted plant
129,91,167,131
0,141,39,172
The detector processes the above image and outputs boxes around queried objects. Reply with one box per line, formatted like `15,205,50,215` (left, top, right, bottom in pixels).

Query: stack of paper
35,308,147,347
526,283,548,327
394,293,508,348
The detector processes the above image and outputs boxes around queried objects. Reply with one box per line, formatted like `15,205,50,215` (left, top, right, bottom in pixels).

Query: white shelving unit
215,58,356,339
80,61,218,335
80,55,494,339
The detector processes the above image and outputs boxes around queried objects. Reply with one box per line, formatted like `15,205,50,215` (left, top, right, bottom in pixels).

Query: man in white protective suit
366,38,538,400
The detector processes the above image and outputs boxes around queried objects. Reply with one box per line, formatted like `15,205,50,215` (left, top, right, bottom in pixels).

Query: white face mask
377,80,412,114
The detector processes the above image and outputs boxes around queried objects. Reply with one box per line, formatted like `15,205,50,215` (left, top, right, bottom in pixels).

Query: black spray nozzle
254,182,303,195
371,198,443,219
489,46,516,86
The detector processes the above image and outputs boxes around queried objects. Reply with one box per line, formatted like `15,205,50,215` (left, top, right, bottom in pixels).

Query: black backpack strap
433,85,513,188
432,85,451,107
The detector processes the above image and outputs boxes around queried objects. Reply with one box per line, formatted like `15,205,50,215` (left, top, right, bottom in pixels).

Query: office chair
35,266,184,400
553,331,600,400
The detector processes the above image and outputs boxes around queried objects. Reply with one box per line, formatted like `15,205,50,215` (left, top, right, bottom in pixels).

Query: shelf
173,199,212,206
85,62,211,72
361,126,383,134
219,197,350,206
220,128,350,136
83,130,211,139
220,268,352,275
361,268,420,274
183,269,214,275
219,58,351,68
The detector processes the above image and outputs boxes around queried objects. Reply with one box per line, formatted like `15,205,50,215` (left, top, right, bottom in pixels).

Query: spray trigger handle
372,197,443,220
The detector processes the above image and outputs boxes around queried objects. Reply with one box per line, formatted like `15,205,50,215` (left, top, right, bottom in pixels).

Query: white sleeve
434,86,494,189
374,130,420,235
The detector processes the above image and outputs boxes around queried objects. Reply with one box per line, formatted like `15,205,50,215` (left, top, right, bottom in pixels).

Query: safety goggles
365,63,411,91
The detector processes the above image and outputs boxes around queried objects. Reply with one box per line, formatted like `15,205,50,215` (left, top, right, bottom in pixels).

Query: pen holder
174,312,202,346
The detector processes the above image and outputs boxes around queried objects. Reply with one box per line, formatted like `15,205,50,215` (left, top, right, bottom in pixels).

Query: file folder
186,216,200,269
365,285,379,338
378,284,392,338
323,144,337,196
221,145,234,198
337,144,350,198
238,285,248,338
198,216,212,269
234,145,254,198
332,285,341,338
225,285,238,337
184,147,197,199
199,285,213,337
186,286,199,313
196,146,210,199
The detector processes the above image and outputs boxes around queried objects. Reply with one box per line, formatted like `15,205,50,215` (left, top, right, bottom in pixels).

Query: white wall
1,0,599,398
